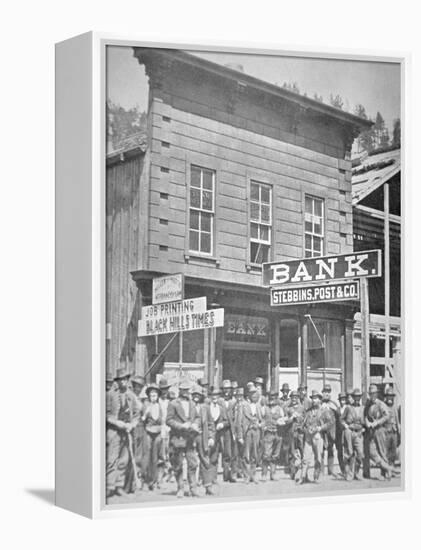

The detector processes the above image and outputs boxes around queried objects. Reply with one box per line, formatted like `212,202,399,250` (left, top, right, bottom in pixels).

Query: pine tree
329,94,344,110
392,118,401,148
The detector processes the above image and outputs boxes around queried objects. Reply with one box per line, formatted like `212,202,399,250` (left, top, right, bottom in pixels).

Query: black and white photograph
105,44,403,506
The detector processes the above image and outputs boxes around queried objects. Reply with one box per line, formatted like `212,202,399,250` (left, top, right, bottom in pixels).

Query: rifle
127,431,142,492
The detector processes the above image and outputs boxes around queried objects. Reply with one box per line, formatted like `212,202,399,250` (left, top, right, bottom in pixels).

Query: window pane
261,186,270,204
202,190,213,211
314,199,323,217
200,232,211,253
251,182,259,201
305,195,313,214
202,170,213,190
250,241,260,263
190,210,199,230
250,201,260,221
260,225,269,242
313,236,322,252
191,166,201,188
313,217,322,235
189,230,199,251
190,187,201,208
305,220,312,233
305,234,312,250
260,244,270,263
201,211,211,232
261,204,270,223
250,223,259,239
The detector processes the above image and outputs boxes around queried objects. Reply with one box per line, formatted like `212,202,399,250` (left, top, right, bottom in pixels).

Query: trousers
169,442,198,490
106,428,132,492
243,428,260,480
368,427,390,473
303,432,324,480
385,431,398,466
144,431,163,486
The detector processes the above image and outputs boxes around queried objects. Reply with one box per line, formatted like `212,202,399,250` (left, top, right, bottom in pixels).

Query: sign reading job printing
271,280,360,306
152,273,184,305
262,249,381,287
138,295,224,337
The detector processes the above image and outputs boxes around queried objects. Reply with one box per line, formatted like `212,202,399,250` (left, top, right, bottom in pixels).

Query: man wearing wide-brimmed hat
142,383,165,490
218,379,238,482
340,388,365,481
364,384,393,480
106,367,141,498
192,385,216,495
321,384,339,477
157,377,172,485
383,387,401,470
207,386,229,485
284,390,305,483
300,390,333,484
166,379,201,498
235,385,263,483
261,391,285,481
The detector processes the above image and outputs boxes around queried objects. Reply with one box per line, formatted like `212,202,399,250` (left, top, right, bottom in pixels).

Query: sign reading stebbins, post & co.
271,280,360,306
152,273,184,305
262,249,382,287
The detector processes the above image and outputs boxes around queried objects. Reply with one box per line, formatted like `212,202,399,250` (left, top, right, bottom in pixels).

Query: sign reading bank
262,249,381,287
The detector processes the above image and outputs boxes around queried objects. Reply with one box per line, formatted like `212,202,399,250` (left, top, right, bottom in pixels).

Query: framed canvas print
55,33,406,518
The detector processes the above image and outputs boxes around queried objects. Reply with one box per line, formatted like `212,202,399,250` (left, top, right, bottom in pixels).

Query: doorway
223,349,269,388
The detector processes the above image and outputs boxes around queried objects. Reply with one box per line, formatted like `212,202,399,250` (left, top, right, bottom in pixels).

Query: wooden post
360,277,370,397
384,182,391,384
273,318,281,393
301,317,308,387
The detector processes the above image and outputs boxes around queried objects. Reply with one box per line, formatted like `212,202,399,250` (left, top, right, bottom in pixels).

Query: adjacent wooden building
106,48,372,394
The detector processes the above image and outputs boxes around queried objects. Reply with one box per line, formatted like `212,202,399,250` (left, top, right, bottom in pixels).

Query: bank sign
262,249,381,287
271,280,360,306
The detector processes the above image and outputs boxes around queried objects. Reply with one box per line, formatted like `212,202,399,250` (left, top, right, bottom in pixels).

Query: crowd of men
106,368,401,499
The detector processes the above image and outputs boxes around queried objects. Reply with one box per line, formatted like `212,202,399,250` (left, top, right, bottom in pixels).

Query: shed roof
106,132,147,164
352,148,401,205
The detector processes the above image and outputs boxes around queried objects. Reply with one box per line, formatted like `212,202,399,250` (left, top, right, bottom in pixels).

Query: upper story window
304,194,324,257
189,165,215,255
250,181,272,264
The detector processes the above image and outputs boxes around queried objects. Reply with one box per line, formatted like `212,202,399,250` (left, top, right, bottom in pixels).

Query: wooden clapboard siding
144,80,354,287
106,153,145,374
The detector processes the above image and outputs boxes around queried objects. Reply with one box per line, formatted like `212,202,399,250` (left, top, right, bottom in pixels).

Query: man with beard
261,391,285,481
383,387,401,471
191,385,216,495
157,377,171,485
208,387,229,485
106,368,140,498
340,388,365,481
279,383,291,410
166,379,201,498
218,379,237,482
235,387,263,484
321,384,339,477
301,390,333,484
284,390,305,483
364,384,393,480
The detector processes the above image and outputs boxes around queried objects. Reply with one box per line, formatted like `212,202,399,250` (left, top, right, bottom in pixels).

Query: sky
107,46,401,132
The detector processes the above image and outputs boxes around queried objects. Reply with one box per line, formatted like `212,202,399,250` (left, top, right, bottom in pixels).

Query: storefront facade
106,48,371,393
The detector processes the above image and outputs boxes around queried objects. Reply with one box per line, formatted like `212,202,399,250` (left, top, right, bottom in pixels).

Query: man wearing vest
166,379,201,498
284,390,306,483
340,388,365,481
218,379,238,482
261,391,285,481
235,387,263,484
192,385,216,495
364,384,393,480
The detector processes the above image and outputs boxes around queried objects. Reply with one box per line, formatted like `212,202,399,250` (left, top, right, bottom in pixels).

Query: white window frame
304,194,325,258
188,165,215,256
249,180,272,265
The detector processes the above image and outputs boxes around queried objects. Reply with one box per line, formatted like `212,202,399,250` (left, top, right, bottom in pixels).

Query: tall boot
314,465,321,483
251,463,258,484
176,472,184,498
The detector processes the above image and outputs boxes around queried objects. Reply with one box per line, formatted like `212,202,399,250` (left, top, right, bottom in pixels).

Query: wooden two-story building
106,48,372,394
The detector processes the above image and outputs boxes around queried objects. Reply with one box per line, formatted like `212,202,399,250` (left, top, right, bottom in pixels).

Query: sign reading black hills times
262,249,382,287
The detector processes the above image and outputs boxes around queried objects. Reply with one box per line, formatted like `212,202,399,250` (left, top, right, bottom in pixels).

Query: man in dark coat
261,392,285,481
383,387,401,471
106,368,140,498
192,385,216,495
340,388,365,481
321,384,339,476
235,387,263,483
218,379,238,482
166,379,201,498
364,384,393,480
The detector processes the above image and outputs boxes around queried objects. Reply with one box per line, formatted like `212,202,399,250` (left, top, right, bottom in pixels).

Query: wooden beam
384,182,391,385
360,277,370,396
